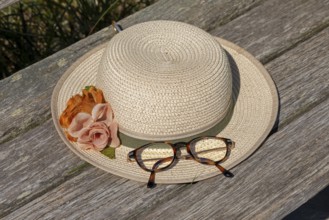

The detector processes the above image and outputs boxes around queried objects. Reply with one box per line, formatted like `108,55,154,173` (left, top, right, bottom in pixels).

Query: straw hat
52,20,278,183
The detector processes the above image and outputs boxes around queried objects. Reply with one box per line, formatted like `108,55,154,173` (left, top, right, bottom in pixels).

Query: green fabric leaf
85,86,92,91
101,147,116,159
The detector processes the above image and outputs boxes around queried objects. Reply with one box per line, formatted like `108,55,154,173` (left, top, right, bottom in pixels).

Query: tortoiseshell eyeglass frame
127,136,235,188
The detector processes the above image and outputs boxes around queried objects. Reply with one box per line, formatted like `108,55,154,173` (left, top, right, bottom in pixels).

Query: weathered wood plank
0,0,265,145
210,0,329,63
5,90,329,220
122,0,267,32
0,0,265,216
4,18,329,220
0,0,19,10
0,120,86,217
265,30,329,129
2,168,186,220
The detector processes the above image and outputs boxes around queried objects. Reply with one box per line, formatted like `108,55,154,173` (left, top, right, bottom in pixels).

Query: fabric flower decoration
68,103,120,150
59,86,120,151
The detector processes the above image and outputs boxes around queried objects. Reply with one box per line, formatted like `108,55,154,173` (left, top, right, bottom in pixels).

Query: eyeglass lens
136,142,174,171
189,137,228,162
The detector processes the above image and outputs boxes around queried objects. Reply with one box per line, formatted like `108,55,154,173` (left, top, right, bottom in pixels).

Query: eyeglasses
128,136,235,188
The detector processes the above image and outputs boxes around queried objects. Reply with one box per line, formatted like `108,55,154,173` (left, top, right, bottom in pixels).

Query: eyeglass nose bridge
176,154,193,160
172,142,194,160
173,142,188,148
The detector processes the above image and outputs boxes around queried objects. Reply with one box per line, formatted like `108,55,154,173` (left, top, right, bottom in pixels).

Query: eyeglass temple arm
147,160,162,188
126,151,158,188
147,156,174,188
147,171,156,188
215,139,234,178
215,163,234,178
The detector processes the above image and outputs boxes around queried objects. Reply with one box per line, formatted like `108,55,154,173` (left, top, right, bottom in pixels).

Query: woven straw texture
96,21,232,140
51,21,278,184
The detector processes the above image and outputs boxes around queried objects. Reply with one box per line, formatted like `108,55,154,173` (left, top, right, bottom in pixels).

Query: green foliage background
0,0,155,79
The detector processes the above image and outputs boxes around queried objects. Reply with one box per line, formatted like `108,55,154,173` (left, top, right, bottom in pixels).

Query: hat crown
96,20,232,140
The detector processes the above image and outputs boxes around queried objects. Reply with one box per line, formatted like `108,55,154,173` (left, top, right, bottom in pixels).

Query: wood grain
0,120,86,217
121,0,267,32
2,168,186,220
3,19,329,220
0,0,264,145
0,0,19,9
210,0,329,63
265,28,329,129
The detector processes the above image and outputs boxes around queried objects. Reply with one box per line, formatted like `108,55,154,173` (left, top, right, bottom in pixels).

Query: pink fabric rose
68,112,93,137
68,103,120,150
92,103,113,126
78,122,111,151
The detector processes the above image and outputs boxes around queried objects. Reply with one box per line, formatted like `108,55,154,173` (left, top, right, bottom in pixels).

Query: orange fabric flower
59,86,105,132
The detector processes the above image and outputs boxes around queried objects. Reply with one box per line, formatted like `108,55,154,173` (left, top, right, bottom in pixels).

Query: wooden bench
1,0,328,219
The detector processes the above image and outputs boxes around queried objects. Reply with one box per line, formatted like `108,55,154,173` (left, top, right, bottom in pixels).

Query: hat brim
51,37,278,184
